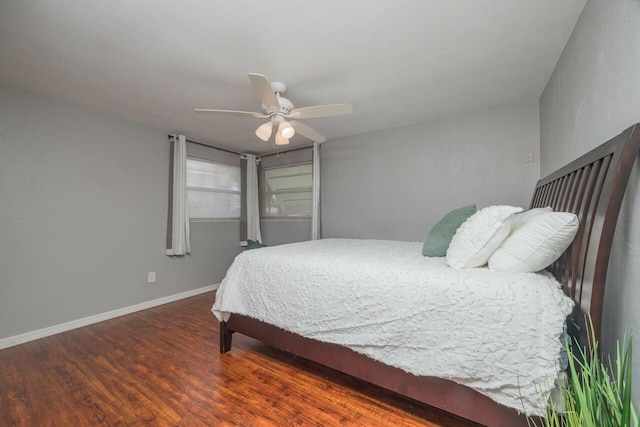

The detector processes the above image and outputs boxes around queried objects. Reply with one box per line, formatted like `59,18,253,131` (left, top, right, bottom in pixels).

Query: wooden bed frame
219,123,640,426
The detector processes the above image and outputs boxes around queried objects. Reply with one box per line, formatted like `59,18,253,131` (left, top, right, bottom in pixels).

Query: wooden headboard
530,123,640,344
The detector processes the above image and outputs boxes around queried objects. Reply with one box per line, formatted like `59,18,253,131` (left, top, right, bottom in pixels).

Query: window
186,158,241,220
261,163,313,218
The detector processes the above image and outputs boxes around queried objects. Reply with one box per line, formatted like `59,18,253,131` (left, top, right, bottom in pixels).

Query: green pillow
246,240,268,250
422,205,477,257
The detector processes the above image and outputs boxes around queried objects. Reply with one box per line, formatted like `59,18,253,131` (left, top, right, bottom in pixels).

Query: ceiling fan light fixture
255,121,273,141
275,132,289,145
279,121,295,139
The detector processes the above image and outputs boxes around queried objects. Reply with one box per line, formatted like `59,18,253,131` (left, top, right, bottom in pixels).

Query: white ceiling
0,1,586,154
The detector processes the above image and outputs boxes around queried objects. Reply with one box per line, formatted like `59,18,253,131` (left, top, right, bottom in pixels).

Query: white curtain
311,141,321,240
246,154,263,243
166,134,191,256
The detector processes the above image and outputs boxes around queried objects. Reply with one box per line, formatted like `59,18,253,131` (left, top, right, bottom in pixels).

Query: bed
212,123,640,426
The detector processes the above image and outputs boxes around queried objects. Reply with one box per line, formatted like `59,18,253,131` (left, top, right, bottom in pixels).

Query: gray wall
539,0,640,404
0,84,240,340
321,102,541,241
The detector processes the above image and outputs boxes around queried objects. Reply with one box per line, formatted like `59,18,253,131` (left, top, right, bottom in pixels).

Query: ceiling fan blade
290,121,327,143
288,104,352,119
248,73,280,112
194,109,265,118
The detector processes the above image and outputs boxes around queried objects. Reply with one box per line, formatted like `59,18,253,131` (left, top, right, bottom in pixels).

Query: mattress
212,238,573,415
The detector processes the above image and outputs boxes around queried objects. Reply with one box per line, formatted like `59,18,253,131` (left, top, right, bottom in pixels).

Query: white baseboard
0,284,219,350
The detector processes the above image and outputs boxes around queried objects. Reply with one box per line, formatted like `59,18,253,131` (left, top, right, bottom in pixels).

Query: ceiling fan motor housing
261,81,294,116
261,101,293,116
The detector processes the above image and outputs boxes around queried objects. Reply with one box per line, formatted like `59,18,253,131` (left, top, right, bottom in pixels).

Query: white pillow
511,206,553,228
488,210,579,272
446,205,523,269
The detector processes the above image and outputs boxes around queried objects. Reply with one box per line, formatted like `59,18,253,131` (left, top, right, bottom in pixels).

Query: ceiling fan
194,73,353,145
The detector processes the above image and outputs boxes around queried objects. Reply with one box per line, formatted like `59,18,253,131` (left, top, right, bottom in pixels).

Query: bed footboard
220,314,531,427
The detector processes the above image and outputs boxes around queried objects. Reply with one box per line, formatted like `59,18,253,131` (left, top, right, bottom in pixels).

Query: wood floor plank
0,292,478,426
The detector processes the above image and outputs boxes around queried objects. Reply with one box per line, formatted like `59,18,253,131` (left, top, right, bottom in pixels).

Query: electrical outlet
524,151,534,163
147,272,156,283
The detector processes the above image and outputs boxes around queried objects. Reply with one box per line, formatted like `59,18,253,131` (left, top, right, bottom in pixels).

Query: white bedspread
212,238,573,415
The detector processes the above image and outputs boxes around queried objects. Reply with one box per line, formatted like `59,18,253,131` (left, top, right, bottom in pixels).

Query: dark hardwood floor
0,292,479,426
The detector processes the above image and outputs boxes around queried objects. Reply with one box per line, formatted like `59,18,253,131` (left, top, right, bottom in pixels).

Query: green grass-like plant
529,318,638,427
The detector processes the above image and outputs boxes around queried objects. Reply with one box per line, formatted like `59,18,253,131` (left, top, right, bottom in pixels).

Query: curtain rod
259,144,315,159
167,135,242,156
168,135,314,158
